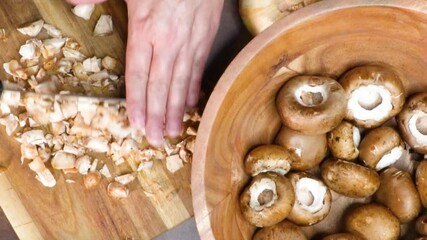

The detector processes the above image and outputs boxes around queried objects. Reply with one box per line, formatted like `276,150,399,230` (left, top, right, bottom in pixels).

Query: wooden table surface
0,1,194,239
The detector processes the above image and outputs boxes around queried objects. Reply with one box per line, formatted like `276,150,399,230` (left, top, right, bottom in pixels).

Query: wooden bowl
192,0,427,239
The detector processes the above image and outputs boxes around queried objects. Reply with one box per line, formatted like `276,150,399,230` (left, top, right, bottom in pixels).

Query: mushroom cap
275,126,327,170
320,158,380,198
240,172,295,227
252,220,307,240
327,121,360,161
244,144,295,176
397,93,427,154
276,75,347,135
286,172,332,226
359,126,404,170
340,65,405,128
321,233,363,240
239,0,321,35
344,203,400,240
374,167,421,223
416,214,427,236
416,160,427,208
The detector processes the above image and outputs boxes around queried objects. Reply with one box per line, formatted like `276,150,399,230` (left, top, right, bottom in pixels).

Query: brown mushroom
239,0,321,35
0,166,6,174
320,158,380,198
276,75,347,135
416,160,427,208
416,214,427,236
340,65,405,128
322,233,363,240
275,126,327,170
244,145,294,176
240,172,295,227
359,126,405,171
327,121,361,161
286,172,331,226
374,167,421,223
252,220,307,240
397,93,427,154
344,203,400,240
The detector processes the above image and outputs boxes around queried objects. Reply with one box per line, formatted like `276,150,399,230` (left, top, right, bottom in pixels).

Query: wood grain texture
192,0,427,239
0,0,193,239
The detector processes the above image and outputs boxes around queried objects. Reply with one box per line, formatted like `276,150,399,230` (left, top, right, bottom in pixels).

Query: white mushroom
72,4,95,20
20,144,38,160
17,20,44,37
94,15,113,36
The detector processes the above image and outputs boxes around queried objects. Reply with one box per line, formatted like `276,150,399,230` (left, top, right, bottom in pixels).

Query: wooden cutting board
0,0,193,239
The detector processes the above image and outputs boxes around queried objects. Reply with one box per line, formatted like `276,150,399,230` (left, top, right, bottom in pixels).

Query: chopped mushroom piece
19,42,37,59
84,172,101,190
0,28,6,41
94,15,113,36
72,4,95,20
51,151,76,170
43,24,62,38
99,164,111,178
137,161,153,172
17,20,44,37
0,166,6,174
75,155,91,175
108,182,129,199
115,173,136,185
166,154,184,173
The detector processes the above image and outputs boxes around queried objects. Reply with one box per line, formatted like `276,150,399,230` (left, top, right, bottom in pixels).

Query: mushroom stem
249,178,278,211
295,177,327,213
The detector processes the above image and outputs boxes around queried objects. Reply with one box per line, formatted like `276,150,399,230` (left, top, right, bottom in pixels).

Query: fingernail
167,122,182,138
147,129,164,148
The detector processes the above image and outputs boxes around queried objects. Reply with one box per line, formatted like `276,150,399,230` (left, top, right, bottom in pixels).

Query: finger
166,47,193,137
186,46,210,107
145,45,179,147
66,0,106,5
125,26,153,132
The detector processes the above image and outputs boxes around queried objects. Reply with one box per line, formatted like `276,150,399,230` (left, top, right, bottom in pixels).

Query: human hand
67,0,224,147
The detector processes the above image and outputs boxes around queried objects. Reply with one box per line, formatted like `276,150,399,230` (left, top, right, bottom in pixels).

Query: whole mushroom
244,145,295,176
240,172,295,227
322,233,363,240
416,160,427,208
252,220,307,240
359,126,405,171
239,0,321,35
374,167,421,223
340,65,405,128
275,126,327,170
416,214,427,237
344,203,400,240
276,75,347,135
397,93,427,154
327,121,361,161
286,172,332,226
320,158,380,198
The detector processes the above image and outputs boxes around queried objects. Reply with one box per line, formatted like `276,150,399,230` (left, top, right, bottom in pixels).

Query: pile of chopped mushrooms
0,4,200,199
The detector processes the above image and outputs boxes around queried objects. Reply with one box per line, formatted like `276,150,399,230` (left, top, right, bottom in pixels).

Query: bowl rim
191,0,427,238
